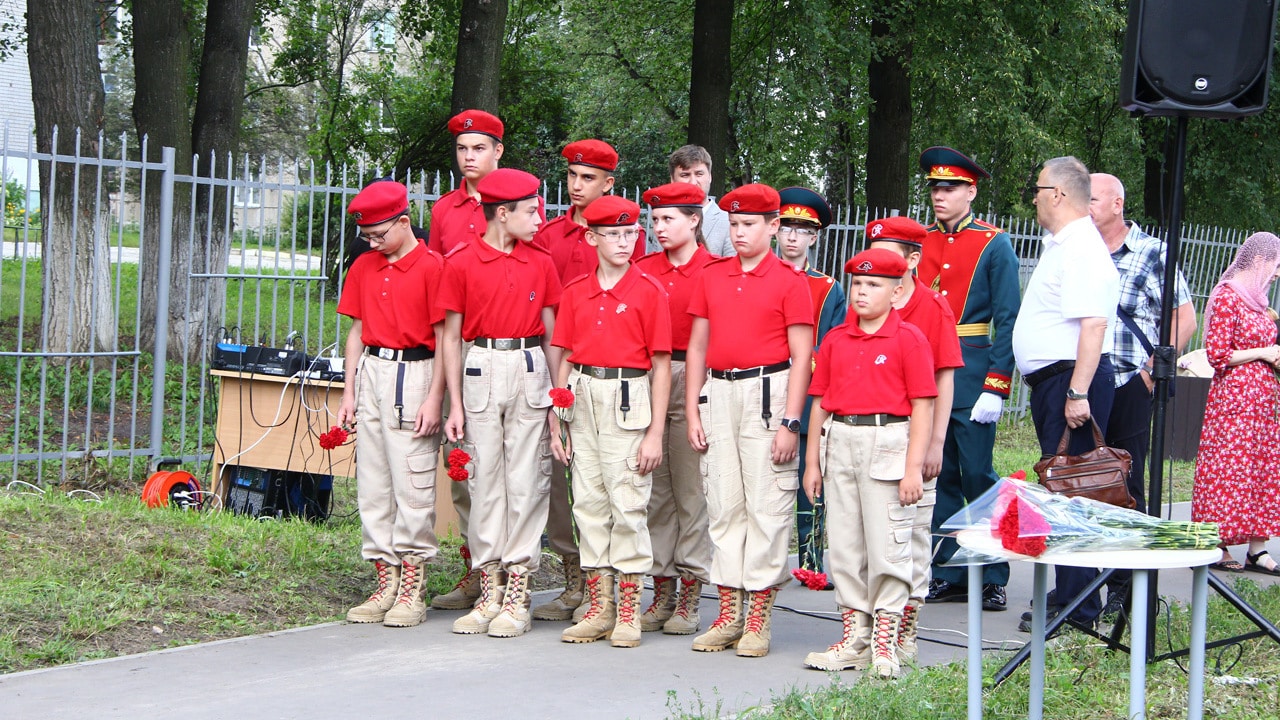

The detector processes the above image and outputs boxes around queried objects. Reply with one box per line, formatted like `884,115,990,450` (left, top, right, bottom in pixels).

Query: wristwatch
780,417,801,433
1066,387,1089,401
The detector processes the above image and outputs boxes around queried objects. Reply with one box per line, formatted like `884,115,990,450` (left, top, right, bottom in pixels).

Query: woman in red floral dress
1193,231,1280,574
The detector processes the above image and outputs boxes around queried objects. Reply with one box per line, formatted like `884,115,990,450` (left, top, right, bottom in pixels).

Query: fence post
149,146,175,462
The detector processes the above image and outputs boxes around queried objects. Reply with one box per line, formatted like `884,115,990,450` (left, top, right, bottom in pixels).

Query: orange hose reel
141,470,201,508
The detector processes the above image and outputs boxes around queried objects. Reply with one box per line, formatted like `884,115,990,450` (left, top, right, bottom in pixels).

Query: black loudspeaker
1120,0,1279,118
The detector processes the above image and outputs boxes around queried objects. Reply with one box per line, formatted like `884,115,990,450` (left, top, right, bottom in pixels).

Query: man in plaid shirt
1089,172,1197,616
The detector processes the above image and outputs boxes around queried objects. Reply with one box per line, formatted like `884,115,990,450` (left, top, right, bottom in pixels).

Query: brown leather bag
1033,419,1137,509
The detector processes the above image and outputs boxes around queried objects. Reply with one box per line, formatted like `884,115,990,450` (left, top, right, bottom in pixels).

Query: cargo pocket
523,348,553,409
869,424,908,481
887,504,916,563
405,448,439,509
462,352,491,413
614,379,653,431
618,454,653,512
766,469,799,516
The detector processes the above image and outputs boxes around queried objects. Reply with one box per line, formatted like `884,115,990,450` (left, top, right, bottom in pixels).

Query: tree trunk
865,16,912,213
450,0,508,116
688,0,733,194
132,0,194,356
26,0,115,353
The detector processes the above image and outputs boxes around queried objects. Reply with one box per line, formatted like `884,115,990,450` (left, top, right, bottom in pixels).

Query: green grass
0,488,465,674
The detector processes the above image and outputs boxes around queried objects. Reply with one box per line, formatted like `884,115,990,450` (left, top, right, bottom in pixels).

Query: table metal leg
1030,563,1048,720
1187,565,1208,720
1130,569,1150,720
968,563,983,720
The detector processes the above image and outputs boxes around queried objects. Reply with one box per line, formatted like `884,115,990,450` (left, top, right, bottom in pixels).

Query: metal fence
0,131,1259,485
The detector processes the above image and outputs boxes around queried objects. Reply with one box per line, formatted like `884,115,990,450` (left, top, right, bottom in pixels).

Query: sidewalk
0,503,1265,720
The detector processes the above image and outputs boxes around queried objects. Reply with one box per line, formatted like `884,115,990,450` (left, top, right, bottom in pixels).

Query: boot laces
744,589,774,634
504,571,524,610
477,570,496,607
874,614,896,660
898,604,917,647
709,587,738,629
617,581,641,624
582,574,604,621
642,577,673,615
366,561,394,603
673,578,698,619
449,567,476,592
396,561,419,603
829,610,856,651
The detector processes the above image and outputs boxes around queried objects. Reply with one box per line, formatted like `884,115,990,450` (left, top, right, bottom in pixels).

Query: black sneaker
925,579,967,603
1020,604,1063,623
981,584,1007,611
1100,591,1128,621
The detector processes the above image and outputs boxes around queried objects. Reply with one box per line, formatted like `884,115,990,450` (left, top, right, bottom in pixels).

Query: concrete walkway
0,503,1271,720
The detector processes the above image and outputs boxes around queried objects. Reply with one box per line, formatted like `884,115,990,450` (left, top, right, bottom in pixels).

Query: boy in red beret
530,138,646,623
550,195,673,647
438,168,562,639
635,182,715,635
776,186,847,590
685,183,814,658
802,248,936,679
338,179,446,628
865,216,964,662
429,108,507,613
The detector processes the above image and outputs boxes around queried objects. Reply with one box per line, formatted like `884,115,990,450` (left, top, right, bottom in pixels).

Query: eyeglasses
592,229,640,243
1023,185,1062,203
778,226,819,240
357,216,404,244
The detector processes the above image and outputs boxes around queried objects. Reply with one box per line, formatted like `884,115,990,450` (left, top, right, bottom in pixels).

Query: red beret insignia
730,201,740,212
857,261,873,271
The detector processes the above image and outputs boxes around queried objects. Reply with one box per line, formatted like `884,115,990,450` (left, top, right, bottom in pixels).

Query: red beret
642,182,706,208
562,139,618,171
844,248,908,278
476,168,541,204
347,180,408,226
448,109,504,141
865,216,927,248
718,183,780,214
582,195,640,227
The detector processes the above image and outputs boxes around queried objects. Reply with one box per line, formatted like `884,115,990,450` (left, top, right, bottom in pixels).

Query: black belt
1023,359,1075,388
573,363,647,380
832,413,909,427
365,345,434,362
709,360,791,381
473,335,542,350
670,350,687,362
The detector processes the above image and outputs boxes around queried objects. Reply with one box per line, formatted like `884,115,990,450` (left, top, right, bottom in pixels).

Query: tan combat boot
898,600,921,664
346,560,401,623
639,576,677,632
451,563,505,635
690,586,744,652
431,545,481,610
872,610,903,678
383,555,428,627
804,607,871,671
663,575,703,635
561,569,616,643
611,573,644,648
736,585,780,657
488,564,532,638
531,556,584,621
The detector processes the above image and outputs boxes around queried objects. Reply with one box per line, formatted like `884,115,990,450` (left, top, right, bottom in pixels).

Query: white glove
969,391,1004,424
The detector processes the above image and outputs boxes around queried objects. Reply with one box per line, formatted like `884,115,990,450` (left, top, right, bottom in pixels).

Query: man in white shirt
667,145,732,256
1013,156,1120,630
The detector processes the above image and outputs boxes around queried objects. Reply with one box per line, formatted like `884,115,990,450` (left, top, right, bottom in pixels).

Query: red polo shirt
809,310,937,416
533,210,647,283
437,235,562,340
552,265,673,370
337,241,444,349
428,186,485,256
898,276,965,373
687,252,813,370
634,246,714,351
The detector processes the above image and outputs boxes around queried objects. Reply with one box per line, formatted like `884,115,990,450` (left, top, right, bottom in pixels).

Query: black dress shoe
925,579,967,603
981,584,1007,611
1020,605,1064,623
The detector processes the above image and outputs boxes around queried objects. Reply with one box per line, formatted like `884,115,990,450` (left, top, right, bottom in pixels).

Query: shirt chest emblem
529,291,536,302
874,354,887,365
616,303,627,314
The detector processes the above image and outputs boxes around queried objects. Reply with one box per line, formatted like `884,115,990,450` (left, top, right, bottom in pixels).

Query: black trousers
1102,373,1154,595
1028,355,1116,622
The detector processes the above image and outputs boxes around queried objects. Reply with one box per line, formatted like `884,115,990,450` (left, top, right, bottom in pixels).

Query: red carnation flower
549,387,575,409
1009,470,1027,480
791,567,829,591
319,425,349,450
446,444,471,481
997,494,1049,557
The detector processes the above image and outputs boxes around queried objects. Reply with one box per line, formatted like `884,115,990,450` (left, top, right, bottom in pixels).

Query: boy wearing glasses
776,187,846,588
685,184,813,658
550,195,673,647
531,138,647,623
338,179,447,629
916,146,1020,613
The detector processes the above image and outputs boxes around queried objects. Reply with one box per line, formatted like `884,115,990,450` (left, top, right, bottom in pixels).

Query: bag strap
1117,305,1155,356
1055,417,1106,455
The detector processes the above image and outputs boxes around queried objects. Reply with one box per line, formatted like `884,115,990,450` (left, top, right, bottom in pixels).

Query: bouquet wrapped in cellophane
939,471,1220,563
